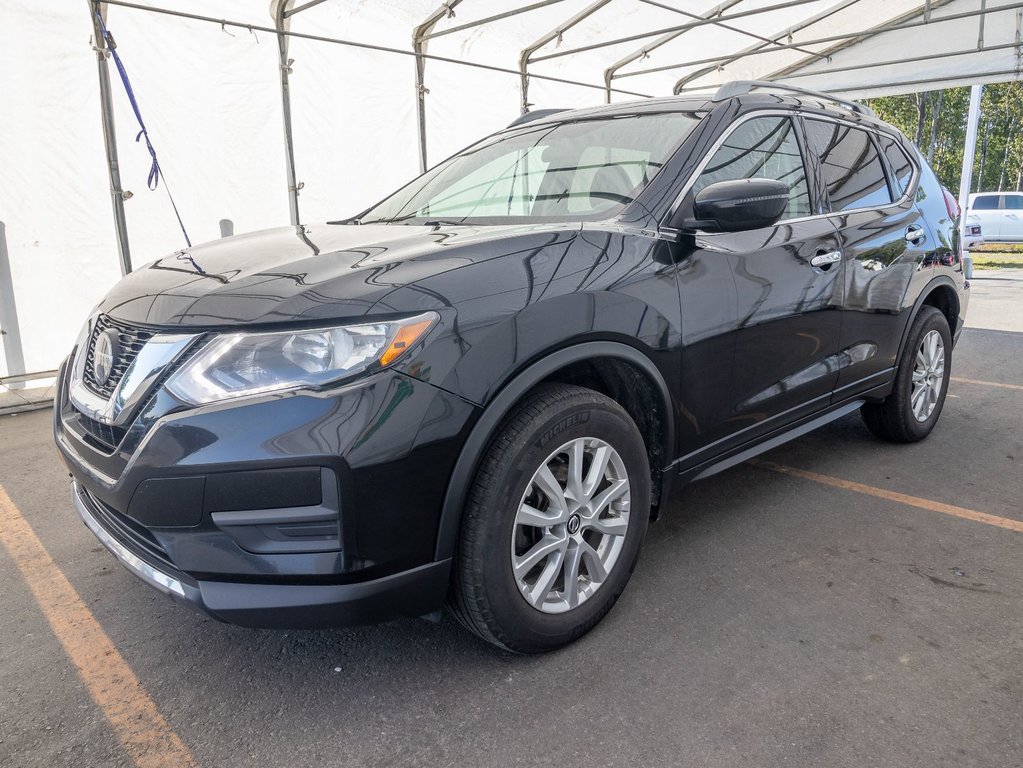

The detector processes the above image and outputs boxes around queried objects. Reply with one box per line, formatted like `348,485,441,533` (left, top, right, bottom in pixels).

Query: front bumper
73,479,452,627
56,361,478,628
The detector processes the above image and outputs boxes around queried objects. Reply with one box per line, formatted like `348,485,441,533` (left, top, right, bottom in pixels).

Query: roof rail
713,80,875,117
507,108,570,128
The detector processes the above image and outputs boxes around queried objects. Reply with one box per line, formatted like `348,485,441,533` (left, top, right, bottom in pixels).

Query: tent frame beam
616,1,1022,83
519,0,612,115
672,0,864,94
763,0,955,83
603,0,744,104
531,0,827,64
421,0,568,41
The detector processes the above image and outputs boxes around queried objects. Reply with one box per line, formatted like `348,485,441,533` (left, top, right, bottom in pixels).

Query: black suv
55,82,968,652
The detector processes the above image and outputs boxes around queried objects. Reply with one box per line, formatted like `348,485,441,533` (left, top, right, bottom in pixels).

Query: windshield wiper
419,219,465,228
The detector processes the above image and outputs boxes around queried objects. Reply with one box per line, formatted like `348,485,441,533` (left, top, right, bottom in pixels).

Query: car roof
512,91,897,135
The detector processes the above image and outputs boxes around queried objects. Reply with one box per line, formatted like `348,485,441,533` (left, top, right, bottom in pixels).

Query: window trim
661,109,921,235
876,132,915,203
969,194,1001,210
804,117,898,214
1003,193,1023,210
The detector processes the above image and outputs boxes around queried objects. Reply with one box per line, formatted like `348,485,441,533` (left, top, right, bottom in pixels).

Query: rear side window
878,135,914,198
805,120,892,212
1004,195,1023,210
972,195,1000,210
693,116,812,219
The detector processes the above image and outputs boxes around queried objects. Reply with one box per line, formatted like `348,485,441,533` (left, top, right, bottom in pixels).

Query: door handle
905,226,926,243
810,250,842,268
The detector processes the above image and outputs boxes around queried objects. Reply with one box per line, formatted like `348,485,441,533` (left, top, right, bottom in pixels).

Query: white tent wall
1,1,290,376
1,3,123,377
3,0,1022,378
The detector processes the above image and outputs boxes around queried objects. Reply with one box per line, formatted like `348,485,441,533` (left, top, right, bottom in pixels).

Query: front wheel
449,384,650,653
862,305,952,443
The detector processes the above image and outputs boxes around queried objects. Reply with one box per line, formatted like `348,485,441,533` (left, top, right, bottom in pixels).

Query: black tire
449,383,650,653
861,306,952,443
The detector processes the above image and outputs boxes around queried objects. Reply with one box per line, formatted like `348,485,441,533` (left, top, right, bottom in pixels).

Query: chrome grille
83,315,155,398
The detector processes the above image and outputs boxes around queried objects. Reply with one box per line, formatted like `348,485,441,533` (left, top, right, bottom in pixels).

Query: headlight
165,312,437,405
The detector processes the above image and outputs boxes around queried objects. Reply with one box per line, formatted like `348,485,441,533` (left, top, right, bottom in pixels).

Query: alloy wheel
911,329,945,422
511,437,631,614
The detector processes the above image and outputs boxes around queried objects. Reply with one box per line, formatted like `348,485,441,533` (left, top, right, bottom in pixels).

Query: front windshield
360,112,701,225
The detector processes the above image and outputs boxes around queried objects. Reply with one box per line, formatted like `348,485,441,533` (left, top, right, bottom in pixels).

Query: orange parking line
751,460,1023,534
0,484,197,768
951,376,1023,392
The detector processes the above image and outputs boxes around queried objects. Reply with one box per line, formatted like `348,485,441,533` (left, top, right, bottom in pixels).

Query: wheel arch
898,275,961,360
434,341,674,561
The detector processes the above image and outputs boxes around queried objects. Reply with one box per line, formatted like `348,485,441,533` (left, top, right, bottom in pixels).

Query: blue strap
95,12,192,248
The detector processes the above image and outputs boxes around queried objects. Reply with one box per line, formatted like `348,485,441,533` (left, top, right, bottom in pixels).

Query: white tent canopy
1,0,1020,377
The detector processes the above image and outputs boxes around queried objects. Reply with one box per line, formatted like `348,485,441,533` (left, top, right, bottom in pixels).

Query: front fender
432,340,675,561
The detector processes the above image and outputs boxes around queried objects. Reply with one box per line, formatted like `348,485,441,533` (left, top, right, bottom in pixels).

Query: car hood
97,222,581,328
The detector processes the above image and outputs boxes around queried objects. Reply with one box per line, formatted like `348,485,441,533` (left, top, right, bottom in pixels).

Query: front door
674,114,844,460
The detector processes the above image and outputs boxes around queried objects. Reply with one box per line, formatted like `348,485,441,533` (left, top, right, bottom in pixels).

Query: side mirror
681,178,789,233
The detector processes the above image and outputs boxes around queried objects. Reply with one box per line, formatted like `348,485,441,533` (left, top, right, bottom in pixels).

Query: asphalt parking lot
2,273,1021,768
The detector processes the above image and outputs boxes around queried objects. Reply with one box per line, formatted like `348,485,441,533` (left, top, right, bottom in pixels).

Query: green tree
863,82,1023,195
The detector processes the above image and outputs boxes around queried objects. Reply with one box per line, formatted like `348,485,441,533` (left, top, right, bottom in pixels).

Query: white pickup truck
967,192,1023,243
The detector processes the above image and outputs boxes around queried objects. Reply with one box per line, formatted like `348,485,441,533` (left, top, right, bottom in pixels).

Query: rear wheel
449,384,650,653
862,306,951,443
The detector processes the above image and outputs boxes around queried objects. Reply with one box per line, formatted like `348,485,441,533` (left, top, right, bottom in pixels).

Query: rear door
802,119,929,398
1002,194,1023,240
674,114,844,458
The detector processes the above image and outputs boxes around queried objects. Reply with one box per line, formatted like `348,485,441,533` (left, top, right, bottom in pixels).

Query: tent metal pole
284,0,330,18
755,40,1023,82
603,0,743,103
0,221,26,382
763,0,954,82
959,83,983,278
273,0,301,227
422,0,567,41
88,0,132,275
413,1,465,175
519,0,612,115
637,0,820,58
673,0,863,94
532,0,824,63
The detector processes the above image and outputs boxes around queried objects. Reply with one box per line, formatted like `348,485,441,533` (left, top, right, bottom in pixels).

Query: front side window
361,113,700,224
693,116,812,220
1004,195,1023,210
805,120,892,212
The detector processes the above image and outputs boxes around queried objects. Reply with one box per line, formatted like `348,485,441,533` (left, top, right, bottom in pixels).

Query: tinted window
361,113,700,224
693,116,812,219
972,195,1000,210
879,135,914,198
805,120,892,211
1004,195,1023,210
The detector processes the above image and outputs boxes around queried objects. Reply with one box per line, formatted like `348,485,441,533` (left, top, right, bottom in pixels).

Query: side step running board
689,400,864,482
